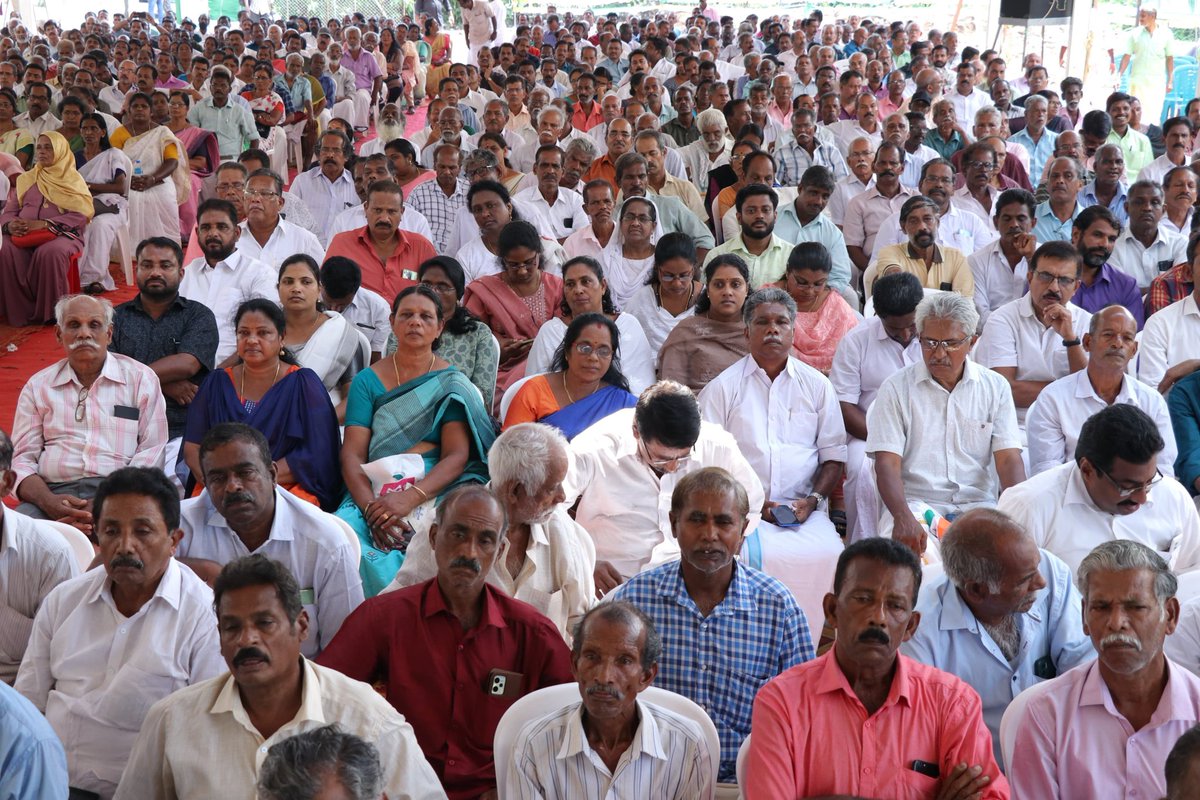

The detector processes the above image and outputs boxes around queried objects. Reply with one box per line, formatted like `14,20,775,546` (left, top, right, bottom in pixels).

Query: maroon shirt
317,578,573,800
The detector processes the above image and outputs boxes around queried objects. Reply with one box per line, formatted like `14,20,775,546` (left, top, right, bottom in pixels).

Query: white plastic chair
493,683,721,792
998,680,1056,770
498,374,539,423
43,520,97,572
327,512,362,567
1174,569,1200,606
734,734,751,796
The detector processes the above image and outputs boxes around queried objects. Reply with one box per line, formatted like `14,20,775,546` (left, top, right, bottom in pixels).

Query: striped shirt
407,176,470,253
11,353,168,490
505,698,714,800
775,139,849,186
613,561,812,781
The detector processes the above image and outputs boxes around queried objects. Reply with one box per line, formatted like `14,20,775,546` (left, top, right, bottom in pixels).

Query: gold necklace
240,361,281,398
393,351,436,385
562,372,599,404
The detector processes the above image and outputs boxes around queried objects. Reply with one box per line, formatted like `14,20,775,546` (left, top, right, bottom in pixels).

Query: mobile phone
910,760,940,779
484,668,525,698
774,505,800,527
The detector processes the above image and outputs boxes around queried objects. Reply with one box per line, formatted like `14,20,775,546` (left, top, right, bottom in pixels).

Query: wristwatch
808,492,826,509
1062,338,1081,348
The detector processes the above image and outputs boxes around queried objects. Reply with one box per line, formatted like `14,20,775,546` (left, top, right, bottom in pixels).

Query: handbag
9,228,55,247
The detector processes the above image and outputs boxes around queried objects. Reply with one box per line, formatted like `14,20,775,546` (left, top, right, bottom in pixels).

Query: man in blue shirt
612,467,813,782
0,681,68,799
901,507,1094,766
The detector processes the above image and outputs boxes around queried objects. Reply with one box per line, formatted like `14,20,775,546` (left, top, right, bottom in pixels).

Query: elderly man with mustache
11,294,168,531
1008,540,1200,799
745,537,1008,799
319,485,572,800
16,466,223,799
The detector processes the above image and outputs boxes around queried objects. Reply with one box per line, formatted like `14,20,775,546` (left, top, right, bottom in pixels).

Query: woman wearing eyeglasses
624,233,703,354
658,253,752,393
775,242,860,375
463,220,565,413
503,312,637,439
600,197,662,308
526,256,656,394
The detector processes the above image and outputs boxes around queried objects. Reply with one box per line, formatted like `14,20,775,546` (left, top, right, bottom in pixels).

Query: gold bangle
409,484,429,501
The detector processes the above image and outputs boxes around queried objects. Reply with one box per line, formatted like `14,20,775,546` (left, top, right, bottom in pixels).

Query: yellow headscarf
15,130,94,219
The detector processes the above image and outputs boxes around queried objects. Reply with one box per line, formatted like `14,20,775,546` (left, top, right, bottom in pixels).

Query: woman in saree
526,255,656,394
166,90,218,246
387,139,434,198
338,285,496,595
278,254,370,422
0,88,31,168
504,312,637,439
398,29,419,114
181,298,342,510
462,220,565,413
0,132,92,326
378,26,405,106
598,196,660,308
111,92,190,247
77,113,131,295
423,18,452,99
415,257,500,410
775,241,860,375
658,254,751,393
57,97,85,152
478,132,531,195
624,232,702,354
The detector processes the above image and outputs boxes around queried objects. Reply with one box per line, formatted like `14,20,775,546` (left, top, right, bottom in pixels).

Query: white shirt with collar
1138,294,1200,389
827,173,874,227
951,184,1001,227
513,184,589,240
830,316,923,416
335,287,392,354
1026,369,1177,477
975,294,1092,423
1137,154,1188,187
563,408,765,579
900,143,941,189
0,505,80,685
99,84,131,113
387,505,596,641
869,202,996,263
14,111,59,136
1162,209,1194,237
998,461,1200,575
505,698,714,800
1108,226,1188,289
177,487,364,658
969,238,1030,326
826,120,883,157
236,217,325,268
179,249,278,363
14,558,225,797
948,88,992,127
288,167,360,244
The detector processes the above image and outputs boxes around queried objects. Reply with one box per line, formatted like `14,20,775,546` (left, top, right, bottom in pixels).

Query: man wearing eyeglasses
867,292,1024,557
976,240,1092,427
999,405,1200,575
235,169,325,268
10,295,168,534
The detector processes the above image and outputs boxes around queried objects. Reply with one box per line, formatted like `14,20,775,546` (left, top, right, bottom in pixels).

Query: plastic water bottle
923,508,951,540
133,159,143,178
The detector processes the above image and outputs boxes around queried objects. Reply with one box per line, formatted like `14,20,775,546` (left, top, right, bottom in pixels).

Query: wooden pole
949,0,965,32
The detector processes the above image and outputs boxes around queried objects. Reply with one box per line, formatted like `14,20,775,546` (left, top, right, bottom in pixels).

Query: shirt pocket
900,767,940,799
89,663,184,732
956,418,994,456
780,409,819,445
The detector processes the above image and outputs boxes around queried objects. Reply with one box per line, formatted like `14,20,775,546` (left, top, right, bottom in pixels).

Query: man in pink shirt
339,26,382,132
1008,540,1200,799
744,538,1008,799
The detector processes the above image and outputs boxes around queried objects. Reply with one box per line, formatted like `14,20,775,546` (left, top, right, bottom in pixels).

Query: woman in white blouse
598,196,661,308
623,232,702,355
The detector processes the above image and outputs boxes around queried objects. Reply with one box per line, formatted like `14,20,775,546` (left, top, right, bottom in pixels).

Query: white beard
377,120,404,143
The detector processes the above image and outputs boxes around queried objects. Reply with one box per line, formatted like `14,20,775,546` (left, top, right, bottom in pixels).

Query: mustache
858,627,890,645
222,491,254,506
68,339,100,350
586,684,625,701
450,556,481,574
233,647,270,667
1100,633,1142,650
110,554,144,570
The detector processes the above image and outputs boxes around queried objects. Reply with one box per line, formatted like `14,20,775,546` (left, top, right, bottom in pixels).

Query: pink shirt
744,650,1009,799
1009,658,1200,799
342,47,382,91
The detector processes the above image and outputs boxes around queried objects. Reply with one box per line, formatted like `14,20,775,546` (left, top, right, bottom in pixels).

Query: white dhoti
844,437,882,543
876,500,955,564
351,88,372,130
78,211,126,290
742,516,844,638
330,98,356,128
128,180,181,247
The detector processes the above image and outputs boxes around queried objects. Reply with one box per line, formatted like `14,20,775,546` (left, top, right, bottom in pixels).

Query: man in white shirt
870,159,995,262
504,601,714,800
976,241,1092,425
115,555,443,800
328,153,437,244
698,288,847,629
99,60,135,113
867,291,1025,556
827,92,884,157
14,82,58,136
1027,305,1175,476
179,198,277,364
564,381,764,595
0,428,79,685
970,189,1038,325
947,62,991,129
826,136,876,227
460,0,497,68
830,273,924,542
678,107,730,187
1137,236,1200,392
177,424,363,658
1137,116,1193,186
389,422,594,639
1108,180,1187,289
999,405,1200,575
237,169,325,268
16,467,225,798
289,129,360,245
319,256,391,360
514,144,588,242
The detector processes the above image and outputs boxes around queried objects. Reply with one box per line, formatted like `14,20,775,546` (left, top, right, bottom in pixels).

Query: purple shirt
1072,262,1146,330
1010,658,1200,799
341,47,382,91
156,75,190,90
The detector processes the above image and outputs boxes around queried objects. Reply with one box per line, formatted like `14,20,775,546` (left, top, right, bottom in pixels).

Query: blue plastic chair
1162,64,1198,122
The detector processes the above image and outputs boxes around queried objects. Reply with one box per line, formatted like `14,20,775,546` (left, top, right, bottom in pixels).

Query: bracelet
1062,338,1081,348
409,484,429,501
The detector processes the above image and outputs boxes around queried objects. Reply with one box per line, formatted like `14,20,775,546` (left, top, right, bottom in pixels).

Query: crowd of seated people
4,2,1200,799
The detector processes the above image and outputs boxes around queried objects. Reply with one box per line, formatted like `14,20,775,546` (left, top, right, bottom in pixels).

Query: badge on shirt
113,405,140,421
299,588,316,604
1158,259,1174,274
562,217,574,229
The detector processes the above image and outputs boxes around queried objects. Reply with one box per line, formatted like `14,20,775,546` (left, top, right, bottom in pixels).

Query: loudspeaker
998,0,1072,25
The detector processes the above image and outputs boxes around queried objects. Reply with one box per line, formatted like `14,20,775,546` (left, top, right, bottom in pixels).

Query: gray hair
697,107,726,132
564,136,597,160
1024,94,1049,112
572,600,662,671
537,104,565,127
914,291,979,338
634,128,666,151
973,105,1001,124
463,147,499,173
285,52,304,65
1076,540,1177,602
742,286,797,326
54,294,114,328
488,422,568,494
941,508,1027,593
256,725,382,800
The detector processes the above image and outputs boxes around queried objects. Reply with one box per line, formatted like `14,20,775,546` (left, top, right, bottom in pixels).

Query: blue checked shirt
612,560,813,782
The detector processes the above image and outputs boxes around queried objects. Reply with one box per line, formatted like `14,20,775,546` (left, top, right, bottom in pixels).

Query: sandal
83,282,106,296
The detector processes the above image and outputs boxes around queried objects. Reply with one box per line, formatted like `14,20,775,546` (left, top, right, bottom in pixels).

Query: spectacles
659,271,694,283
966,160,996,171
74,385,89,423
244,189,279,199
623,213,654,224
574,342,613,358
318,146,344,155
216,182,245,192
637,436,693,469
1097,466,1162,498
919,335,971,352
1033,270,1078,288
502,254,539,271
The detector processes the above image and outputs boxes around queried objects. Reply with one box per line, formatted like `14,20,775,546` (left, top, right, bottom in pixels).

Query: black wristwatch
1062,338,1081,348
